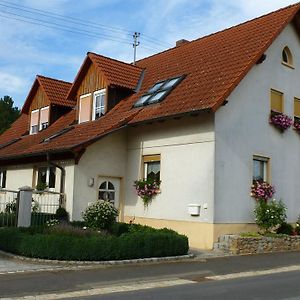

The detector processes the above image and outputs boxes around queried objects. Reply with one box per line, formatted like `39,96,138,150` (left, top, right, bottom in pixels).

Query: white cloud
0,72,29,94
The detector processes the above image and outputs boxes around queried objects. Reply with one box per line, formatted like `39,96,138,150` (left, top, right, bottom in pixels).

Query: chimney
176,39,189,47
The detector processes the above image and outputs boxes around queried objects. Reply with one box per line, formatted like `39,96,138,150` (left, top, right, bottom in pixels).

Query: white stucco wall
215,24,300,223
125,115,215,223
72,131,127,220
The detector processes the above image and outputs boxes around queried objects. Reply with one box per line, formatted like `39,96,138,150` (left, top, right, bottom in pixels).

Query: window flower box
251,180,275,202
134,178,161,207
269,110,292,132
293,117,300,133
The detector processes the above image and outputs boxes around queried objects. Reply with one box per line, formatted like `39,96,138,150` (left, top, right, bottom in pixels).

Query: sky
0,0,299,108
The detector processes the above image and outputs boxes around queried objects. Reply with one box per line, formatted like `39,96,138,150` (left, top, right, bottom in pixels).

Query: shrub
276,222,294,235
36,182,48,191
82,201,118,230
56,207,69,221
109,222,130,236
0,226,189,261
254,199,286,233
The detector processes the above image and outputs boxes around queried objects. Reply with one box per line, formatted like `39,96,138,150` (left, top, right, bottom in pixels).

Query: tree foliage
0,96,20,134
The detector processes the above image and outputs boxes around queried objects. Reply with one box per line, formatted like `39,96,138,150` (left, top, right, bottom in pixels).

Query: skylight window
134,75,185,108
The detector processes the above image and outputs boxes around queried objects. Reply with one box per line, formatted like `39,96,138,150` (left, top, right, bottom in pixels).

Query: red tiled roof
22,76,73,113
1,3,300,162
88,52,143,89
67,53,143,100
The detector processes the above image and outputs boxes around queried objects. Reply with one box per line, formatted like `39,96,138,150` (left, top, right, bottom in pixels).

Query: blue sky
0,0,298,108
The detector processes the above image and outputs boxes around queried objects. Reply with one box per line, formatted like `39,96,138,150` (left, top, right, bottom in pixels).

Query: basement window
134,75,185,108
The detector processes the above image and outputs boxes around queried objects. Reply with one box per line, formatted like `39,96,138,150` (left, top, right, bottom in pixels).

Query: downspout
46,153,66,207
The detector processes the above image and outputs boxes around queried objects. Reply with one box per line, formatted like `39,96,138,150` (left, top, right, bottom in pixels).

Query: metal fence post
17,186,33,227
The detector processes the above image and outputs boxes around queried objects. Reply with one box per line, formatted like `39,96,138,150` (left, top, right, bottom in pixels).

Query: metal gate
0,189,19,227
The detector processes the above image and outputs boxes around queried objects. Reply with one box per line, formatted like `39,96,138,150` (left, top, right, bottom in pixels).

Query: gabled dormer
66,52,143,124
22,75,73,135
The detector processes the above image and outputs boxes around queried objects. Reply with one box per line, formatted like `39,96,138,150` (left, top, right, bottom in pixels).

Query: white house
1,4,300,249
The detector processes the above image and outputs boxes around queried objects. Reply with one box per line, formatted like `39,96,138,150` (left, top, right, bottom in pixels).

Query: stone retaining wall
217,235,300,255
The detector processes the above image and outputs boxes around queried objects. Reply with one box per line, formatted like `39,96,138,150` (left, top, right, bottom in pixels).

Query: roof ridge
36,74,72,85
136,2,300,64
88,51,144,70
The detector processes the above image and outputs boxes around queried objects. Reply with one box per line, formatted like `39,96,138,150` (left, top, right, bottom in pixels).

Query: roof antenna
133,32,140,65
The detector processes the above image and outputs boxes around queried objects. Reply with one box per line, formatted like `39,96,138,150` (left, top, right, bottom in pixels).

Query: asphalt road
1,251,300,298
71,270,300,300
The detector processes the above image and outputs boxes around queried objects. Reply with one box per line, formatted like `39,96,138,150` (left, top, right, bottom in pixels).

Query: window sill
281,61,294,69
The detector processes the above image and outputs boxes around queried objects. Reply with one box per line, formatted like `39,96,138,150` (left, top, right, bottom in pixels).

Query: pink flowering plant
293,117,300,132
270,110,293,132
251,180,275,202
134,178,161,207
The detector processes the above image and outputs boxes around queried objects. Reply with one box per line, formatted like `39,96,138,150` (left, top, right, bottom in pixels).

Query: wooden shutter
270,90,283,113
79,94,92,123
294,98,300,117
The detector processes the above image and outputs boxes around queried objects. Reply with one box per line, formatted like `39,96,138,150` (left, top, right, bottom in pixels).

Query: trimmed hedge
0,226,189,261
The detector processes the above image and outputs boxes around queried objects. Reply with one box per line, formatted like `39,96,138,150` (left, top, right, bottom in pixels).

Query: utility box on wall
188,204,200,216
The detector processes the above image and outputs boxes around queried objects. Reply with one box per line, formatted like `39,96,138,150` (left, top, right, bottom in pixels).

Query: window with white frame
253,156,269,182
93,89,106,120
36,166,56,189
0,170,6,188
143,155,161,181
39,106,49,131
79,93,92,124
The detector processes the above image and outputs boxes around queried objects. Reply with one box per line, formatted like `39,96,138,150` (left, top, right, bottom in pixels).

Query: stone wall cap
19,186,34,191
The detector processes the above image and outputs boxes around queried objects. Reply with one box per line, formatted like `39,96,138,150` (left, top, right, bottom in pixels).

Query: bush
82,201,118,230
254,199,286,233
56,207,69,221
276,222,294,235
0,226,189,261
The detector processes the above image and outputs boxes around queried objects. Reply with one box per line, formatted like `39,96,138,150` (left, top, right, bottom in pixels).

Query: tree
0,96,20,134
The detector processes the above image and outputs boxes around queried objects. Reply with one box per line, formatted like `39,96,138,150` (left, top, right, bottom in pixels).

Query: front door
97,177,120,211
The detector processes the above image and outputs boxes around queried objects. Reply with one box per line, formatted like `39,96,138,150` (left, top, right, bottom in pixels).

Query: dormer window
93,89,106,120
30,109,39,134
79,90,106,124
282,46,293,67
134,75,185,108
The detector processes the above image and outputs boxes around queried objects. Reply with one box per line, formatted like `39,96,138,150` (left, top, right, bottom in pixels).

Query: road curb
0,250,196,266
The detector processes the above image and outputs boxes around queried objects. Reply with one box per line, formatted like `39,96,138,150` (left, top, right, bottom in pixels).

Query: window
270,89,283,113
0,170,6,188
143,155,161,181
79,93,92,123
134,75,185,108
282,46,293,66
30,109,39,134
93,89,106,120
37,166,56,189
39,106,49,131
253,156,269,182
294,97,300,119
98,181,115,205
